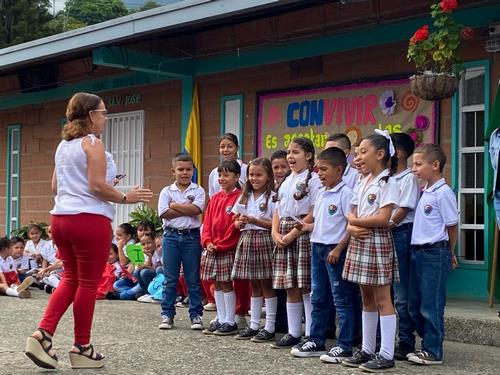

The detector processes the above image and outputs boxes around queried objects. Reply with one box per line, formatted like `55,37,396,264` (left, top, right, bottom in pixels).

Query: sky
50,0,182,13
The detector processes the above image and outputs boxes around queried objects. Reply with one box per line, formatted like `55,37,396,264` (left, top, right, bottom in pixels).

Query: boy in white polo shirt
158,153,206,331
291,147,361,363
408,144,458,366
325,134,358,189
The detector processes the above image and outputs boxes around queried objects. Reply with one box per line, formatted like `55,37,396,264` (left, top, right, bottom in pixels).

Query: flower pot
410,73,458,101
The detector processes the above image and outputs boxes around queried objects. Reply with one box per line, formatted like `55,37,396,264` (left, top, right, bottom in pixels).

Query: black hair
240,158,274,211
110,243,118,254
290,137,316,201
217,160,241,189
140,232,156,244
326,133,351,150
391,132,415,160
10,236,25,246
172,152,194,166
363,133,398,178
270,150,287,161
136,220,155,234
415,144,447,172
317,147,347,173
27,223,43,234
118,223,137,242
0,236,10,251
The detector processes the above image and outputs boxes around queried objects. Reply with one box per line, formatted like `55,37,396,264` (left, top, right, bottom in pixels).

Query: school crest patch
259,202,267,212
424,205,433,216
328,204,337,215
367,194,377,205
225,206,233,214
187,195,195,202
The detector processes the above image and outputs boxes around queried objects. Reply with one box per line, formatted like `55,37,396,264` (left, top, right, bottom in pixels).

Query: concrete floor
1,290,500,374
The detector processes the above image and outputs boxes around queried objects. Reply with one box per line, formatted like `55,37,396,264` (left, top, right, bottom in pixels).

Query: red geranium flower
413,25,429,42
461,27,474,40
440,0,458,13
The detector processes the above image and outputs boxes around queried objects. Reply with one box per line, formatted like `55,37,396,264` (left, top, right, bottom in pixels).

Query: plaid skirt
232,230,273,280
272,218,311,290
201,249,236,282
342,227,400,286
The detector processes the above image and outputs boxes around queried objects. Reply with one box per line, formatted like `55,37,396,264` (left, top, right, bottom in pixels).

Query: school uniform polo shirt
158,182,206,230
311,181,353,245
232,193,275,231
354,169,399,218
392,168,420,225
411,178,458,245
276,169,322,218
343,164,359,190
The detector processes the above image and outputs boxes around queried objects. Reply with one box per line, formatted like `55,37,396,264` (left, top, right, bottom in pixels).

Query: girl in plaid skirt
201,160,241,336
342,130,400,372
231,158,277,342
271,138,322,349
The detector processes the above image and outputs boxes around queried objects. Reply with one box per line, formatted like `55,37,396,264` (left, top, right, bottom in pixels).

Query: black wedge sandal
68,343,106,369
25,328,59,369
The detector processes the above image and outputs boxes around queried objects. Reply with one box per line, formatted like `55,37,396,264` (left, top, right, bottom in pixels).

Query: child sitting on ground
0,237,34,298
10,237,38,282
97,244,121,300
24,223,50,267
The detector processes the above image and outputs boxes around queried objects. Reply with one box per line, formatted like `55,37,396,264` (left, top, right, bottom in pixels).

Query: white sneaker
152,298,161,304
235,314,247,327
138,294,153,303
203,302,216,311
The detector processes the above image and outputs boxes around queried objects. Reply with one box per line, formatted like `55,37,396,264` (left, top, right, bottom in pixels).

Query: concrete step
444,299,500,347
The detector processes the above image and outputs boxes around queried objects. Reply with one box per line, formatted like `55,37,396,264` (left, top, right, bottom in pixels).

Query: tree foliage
0,0,53,48
64,0,129,26
139,1,161,11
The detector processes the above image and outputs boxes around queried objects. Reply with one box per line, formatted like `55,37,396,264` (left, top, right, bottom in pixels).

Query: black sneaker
292,336,310,350
44,285,54,294
235,327,259,340
202,320,222,335
158,316,174,330
291,340,327,357
213,322,239,336
320,346,352,364
408,350,442,365
358,354,395,372
251,329,275,343
190,315,204,330
342,349,374,367
270,333,301,349
394,343,415,361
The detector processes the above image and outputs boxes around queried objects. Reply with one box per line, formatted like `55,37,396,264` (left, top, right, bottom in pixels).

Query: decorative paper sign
257,79,436,158
125,244,145,265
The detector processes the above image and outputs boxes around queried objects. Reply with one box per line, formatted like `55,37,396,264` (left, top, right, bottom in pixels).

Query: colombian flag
184,84,202,185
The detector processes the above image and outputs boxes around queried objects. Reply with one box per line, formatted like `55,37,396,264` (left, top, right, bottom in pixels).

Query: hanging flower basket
410,72,458,101
407,1,474,100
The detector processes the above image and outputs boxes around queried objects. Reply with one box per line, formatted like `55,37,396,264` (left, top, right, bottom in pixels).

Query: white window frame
221,95,244,156
5,124,21,235
457,66,485,265
102,110,144,226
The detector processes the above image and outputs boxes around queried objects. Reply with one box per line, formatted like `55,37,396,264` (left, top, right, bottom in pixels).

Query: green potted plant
128,204,162,234
407,0,474,100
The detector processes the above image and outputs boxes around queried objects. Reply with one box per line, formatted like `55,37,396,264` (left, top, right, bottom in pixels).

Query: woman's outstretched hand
124,186,153,204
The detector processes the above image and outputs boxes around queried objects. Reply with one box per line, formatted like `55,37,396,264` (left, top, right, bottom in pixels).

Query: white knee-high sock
224,291,236,325
264,297,278,333
362,311,379,354
302,293,312,337
379,314,397,360
5,287,18,297
214,290,226,323
250,297,264,330
287,302,303,338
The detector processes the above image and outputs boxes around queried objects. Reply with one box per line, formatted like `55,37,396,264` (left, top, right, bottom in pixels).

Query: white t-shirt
343,164,359,190
158,182,206,230
0,255,16,273
392,168,419,225
208,160,248,198
311,181,353,244
25,238,51,257
12,255,37,271
40,240,58,265
354,169,399,218
232,192,275,231
276,169,322,218
411,178,458,245
152,249,162,267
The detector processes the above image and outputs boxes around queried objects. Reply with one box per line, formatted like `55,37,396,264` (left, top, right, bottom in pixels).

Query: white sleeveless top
50,134,116,220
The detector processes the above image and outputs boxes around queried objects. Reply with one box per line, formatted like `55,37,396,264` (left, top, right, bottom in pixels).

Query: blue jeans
408,242,451,360
160,229,203,320
113,273,144,300
137,268,156,291
392,223,416,349
310,243,360,351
